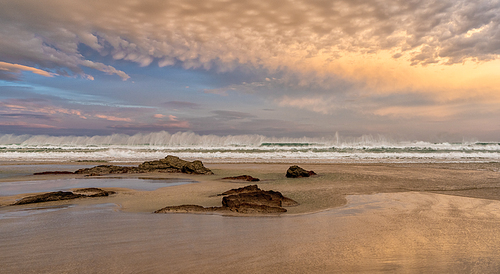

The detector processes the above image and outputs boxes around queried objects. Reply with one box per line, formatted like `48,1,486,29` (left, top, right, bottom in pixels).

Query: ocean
1,131,499,163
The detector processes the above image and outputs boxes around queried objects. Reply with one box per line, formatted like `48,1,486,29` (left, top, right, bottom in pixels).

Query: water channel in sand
1,192,500,273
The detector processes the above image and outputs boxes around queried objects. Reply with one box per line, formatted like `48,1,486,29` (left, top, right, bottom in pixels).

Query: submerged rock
155,185,298,215
286,165,317,178
12,188,115,205
74,155,213,176
222,175,260,182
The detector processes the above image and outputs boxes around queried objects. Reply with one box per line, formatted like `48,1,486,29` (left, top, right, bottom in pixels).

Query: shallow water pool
0,177,196,196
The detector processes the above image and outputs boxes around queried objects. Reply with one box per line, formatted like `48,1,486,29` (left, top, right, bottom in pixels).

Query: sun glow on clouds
3,0,500,90
2,0,500,138
94,115,132,122
0,100,135,122
0,62,55,78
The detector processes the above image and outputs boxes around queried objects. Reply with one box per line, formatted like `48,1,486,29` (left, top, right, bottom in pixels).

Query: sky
1,0,500,142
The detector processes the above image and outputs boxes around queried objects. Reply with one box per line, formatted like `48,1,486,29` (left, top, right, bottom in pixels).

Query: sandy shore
3,161,500,272
2,161,500,214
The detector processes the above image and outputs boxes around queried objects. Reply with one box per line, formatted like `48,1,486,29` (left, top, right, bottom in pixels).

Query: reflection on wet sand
0,178,196,196
1,192,500,273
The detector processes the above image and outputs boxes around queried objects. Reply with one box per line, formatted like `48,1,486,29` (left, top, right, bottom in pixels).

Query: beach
2,161,500,213
2,161,500,273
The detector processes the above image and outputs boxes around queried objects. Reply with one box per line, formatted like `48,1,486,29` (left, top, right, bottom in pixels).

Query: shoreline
1,161,500,215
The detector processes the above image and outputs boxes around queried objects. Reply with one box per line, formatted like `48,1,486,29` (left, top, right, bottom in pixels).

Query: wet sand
2,162,500,273
2,162,500,214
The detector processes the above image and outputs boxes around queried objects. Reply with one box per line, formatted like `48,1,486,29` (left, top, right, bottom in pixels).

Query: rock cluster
74,155,213,176
13,188,115,205
221,175,260,181
286,165,317,178
154,185,298,214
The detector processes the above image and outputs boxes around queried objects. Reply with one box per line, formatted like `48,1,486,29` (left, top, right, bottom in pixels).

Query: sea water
1,131,499,163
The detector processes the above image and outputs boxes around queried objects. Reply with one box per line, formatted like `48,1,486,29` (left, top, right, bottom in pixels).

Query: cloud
109,121,190,132
0,99,87,119
94,114,132,122
0,61,55,80
0,113,54,120
163,101,201,109
2,0,500,88
0,98,136,123
153,114,166,119
212,110,256,120
0,121,58,129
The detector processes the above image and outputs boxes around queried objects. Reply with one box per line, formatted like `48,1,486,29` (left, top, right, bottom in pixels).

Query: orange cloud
94,114,132,122
0,101,87,119
153,114,166,119
372,105,458,119
0,61,55,77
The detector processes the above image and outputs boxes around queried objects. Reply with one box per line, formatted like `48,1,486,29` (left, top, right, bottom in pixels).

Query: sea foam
0,132,499,163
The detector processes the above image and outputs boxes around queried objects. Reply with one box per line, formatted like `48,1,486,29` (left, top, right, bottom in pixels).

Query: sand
2,161,500,273
2,161,500,214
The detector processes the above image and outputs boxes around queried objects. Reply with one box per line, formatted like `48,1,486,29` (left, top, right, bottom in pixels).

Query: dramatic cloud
2,0,500,139
2,0,500,88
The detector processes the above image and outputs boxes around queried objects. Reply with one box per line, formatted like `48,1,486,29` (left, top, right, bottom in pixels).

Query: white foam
0,132,499,163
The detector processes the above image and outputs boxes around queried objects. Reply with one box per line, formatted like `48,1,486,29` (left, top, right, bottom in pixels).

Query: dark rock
218,184,261,196
230,203,287,214
263,190,300,207
74,155,213,175
222,192,282,208
33,171,74,175
154,205,223,213
286,165,316,178
222,175,260,181
74,165,134,175
13,191,82,205
12,188,115,205
155,184,298,215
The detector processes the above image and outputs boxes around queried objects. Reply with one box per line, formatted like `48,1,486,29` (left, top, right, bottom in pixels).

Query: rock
230,203,287,214
222,175,260,181
13,191,82,205
74,155,213,175
222,192,283,208
181,160,213,175
33,171,74,175
12,188,115,205
72,188,115,197
74,165,134,175
218,184,261,196
154,205,223,213
286,165,316,178
155,184,298,215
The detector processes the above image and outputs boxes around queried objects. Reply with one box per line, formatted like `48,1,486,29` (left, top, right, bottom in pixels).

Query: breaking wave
0,131,499,163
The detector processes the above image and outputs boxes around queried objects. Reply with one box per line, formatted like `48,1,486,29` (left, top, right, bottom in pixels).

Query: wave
0,131,494,147
0,132,499,163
